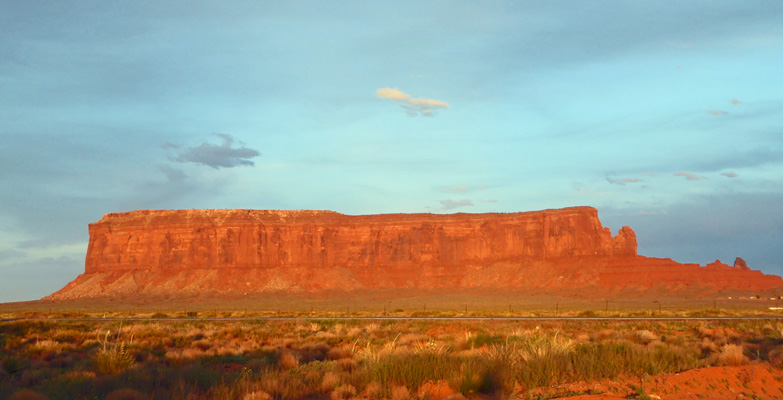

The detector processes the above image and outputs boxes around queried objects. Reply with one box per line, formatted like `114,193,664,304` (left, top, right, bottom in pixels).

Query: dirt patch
544,364,783,399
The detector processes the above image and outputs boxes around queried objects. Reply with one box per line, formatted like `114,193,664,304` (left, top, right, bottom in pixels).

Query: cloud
479,199,499,203
376,87,450,116
731,99,743,105
159,165,187,181
376,87,410,101
606,176,643,185
440,185,470,192
600,191,783,277
721,171,739,178
674,171,708,181
173,133,260,169
438,199,474,211
707,110,728,115
0,255,83,302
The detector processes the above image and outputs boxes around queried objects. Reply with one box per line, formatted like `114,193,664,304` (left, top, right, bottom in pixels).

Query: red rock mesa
47,206,782,299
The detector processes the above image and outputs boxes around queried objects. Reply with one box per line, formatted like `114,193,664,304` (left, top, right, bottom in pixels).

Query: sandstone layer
47,206,783,300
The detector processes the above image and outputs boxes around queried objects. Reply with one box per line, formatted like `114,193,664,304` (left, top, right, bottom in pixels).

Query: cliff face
83,206,634,274
48,206,783,300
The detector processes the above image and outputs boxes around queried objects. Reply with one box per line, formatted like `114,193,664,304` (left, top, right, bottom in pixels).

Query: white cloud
674,171,708,181
731,99,743,105
376,87,450,116
376,87,410,101
721,171,739,178
438,199,474,211
707,110,728,115
606,176,643,185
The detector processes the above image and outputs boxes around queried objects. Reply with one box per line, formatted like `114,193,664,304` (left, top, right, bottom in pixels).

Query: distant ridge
47,206,783,300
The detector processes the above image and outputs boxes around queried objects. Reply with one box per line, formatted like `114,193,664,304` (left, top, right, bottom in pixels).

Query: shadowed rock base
46,206,783,300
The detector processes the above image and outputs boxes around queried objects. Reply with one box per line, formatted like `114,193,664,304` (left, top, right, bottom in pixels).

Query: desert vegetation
3,316,783,399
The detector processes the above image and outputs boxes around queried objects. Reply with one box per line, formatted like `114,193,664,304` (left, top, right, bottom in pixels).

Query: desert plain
4,295,783,400
3,207,783,399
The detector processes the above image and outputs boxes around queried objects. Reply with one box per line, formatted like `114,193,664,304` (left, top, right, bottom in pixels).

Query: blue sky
1,1,782,302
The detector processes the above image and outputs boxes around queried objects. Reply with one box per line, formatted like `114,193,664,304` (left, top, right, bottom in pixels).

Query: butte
47,206,783,300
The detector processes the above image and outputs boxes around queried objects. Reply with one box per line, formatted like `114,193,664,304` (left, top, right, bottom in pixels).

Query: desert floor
2,295,783,399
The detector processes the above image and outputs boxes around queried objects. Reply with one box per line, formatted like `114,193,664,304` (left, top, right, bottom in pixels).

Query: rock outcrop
734,257,750,271
47,206,783,300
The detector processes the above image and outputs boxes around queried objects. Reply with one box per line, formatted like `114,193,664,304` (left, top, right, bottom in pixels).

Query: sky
1,1,782,302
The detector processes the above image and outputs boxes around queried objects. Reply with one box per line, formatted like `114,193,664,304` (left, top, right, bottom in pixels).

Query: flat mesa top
95,206,599,225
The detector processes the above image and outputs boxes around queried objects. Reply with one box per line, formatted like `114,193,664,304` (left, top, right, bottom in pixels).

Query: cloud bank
174,134,260,169
376,87,450,116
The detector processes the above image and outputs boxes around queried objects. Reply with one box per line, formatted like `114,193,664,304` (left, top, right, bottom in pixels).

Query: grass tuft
93,330,134,375
718,344,748,366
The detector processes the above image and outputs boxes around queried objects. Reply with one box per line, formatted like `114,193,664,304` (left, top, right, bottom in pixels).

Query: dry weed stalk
93,326,135,375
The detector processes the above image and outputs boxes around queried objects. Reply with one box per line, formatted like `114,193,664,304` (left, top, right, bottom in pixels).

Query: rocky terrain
47,206,783,300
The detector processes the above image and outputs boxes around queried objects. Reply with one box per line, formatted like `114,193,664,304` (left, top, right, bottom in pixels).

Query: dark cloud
0,249,25,258
600,191,783,277
159,165,187,181
0,130,231,252
174,134,260,169
682,146,783,175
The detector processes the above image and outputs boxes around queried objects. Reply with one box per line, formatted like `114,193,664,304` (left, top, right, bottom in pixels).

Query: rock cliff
47,206,783,299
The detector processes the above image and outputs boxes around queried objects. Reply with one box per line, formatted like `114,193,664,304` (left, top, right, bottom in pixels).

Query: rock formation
734,257,750,271
47,206,783,300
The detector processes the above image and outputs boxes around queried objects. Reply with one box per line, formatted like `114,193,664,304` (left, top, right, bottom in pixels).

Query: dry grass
390,385,411,400
278,350,299,369
718,344,748,366
1,315,781,399
92,330,134,375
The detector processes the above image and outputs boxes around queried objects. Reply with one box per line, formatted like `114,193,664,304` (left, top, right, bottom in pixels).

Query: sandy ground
533,364,783,399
